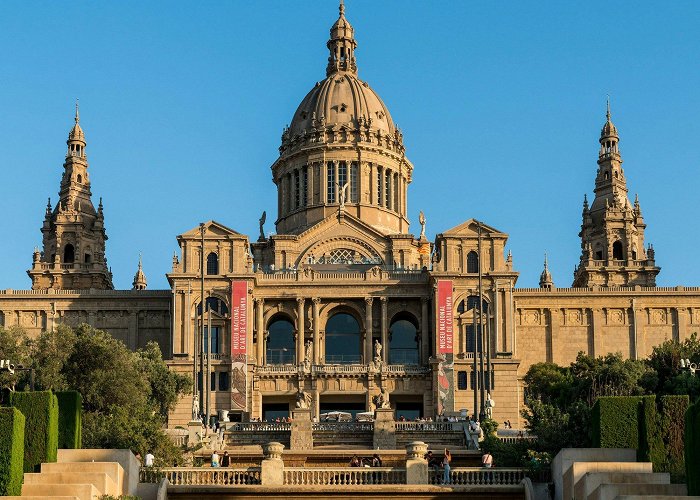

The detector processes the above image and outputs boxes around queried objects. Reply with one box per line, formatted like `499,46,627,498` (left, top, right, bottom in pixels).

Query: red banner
231,281,248,355
437,280,454,354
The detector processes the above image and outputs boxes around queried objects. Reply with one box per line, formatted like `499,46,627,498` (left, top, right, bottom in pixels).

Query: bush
592,396,642,449
686,400,700,495
55,391,82,449
659,395,689,482
638,396,663,465
0,407,25,495
9,391,59,472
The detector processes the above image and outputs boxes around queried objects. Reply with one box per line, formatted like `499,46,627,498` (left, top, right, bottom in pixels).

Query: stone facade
1,3,699,431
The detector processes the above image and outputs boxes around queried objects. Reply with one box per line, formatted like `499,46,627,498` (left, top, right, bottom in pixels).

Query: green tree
136,342,191,419
0,326,32,393
32,325,76,391
644,334,700,401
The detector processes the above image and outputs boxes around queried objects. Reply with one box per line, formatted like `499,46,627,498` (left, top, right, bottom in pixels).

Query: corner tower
27,103,113,290
272,1,413,235
572,101,659,287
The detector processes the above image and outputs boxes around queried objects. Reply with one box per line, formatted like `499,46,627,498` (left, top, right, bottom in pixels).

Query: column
421,297,429,364
312,298,321,364
288,172,295,213
321,162,327,204
364,297,374,363
493,282,500,353
306,164,313,206
378,166,384,207
296,298,305,364
256,298,264,365
590,308,603,357
380,297,388,363
368,163,375,204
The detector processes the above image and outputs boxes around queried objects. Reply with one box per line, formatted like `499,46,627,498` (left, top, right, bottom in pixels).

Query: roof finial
339,0,345,16
75,98,80,124
544,252,548,270
606,95,611,122
138,252,143,269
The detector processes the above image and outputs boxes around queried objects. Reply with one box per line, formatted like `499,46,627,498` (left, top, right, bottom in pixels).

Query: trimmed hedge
659,395,689,481
687,400,700,495
9,391,58,472
638,395,664,465
592,396,642,449
0,407,25,495
55,391,82,449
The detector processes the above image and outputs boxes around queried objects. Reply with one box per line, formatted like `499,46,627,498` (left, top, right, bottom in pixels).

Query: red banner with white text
437,280,454,354
230,281,248,410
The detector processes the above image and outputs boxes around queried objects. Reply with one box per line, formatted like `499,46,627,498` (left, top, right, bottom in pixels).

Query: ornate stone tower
27,103,113,290
132,255,147,290
272,1,413,235
572,101,659,287
539,254,554,289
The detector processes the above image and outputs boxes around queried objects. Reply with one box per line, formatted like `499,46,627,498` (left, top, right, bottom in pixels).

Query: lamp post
199,223,206,425
680,358,697,376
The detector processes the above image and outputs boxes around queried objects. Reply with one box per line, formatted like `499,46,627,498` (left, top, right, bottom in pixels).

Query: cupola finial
339,0,345,16
327,0,357,76
75,98,80,124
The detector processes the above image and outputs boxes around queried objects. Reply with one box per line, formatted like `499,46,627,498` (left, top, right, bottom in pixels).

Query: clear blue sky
2,1,699,290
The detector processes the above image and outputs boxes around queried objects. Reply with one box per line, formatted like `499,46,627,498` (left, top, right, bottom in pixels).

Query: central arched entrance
324,312,361,364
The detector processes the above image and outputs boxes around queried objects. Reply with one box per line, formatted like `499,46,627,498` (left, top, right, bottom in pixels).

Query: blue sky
1,1,699,290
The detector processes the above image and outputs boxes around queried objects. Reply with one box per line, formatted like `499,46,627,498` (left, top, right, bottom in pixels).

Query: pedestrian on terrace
442,448,452,484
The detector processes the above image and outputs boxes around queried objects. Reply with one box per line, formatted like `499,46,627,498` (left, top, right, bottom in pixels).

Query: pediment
293,213,392,266
439,218,507,238
178,220,243,240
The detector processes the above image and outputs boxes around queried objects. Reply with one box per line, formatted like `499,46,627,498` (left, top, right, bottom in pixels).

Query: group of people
349,454,383,467
424,449,452,484
210,450,231,467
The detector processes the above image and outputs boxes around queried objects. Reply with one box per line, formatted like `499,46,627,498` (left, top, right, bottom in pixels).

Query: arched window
63,244,75,263
197,297,229,316
206,252,219,275
389,315,419,365
325,313,361,364
77,174,82,183
612,241,624,260
467,251,479,273
266,317,295,364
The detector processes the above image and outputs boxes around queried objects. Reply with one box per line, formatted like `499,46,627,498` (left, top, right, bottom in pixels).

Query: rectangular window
338,161,347,196
385,170,391,208
377,168,382,206
350,162,358,203
466,325,483,353
458,371,468,390
302,166,308,206
219,371,230,391
470,370,478,390
204,326,220,355
294,170,300,209
197,371,202,392
211,372,216,391
327,162,335,203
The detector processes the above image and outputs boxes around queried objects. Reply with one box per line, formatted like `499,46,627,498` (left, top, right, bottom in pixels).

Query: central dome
288,74,396,138
271,2,413,237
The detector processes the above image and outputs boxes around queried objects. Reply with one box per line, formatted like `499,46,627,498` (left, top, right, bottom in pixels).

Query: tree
644,334,700,401
0,326,32,394
136,342,191,419
32,325,76,392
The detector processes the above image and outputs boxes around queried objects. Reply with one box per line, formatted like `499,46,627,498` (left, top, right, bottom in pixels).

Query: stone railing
312,422,374,432
382,365,431,376
255,364,298,375
229,422,291,432
312,363,367,375
497,436,537,445
428,467,525,485
140,467,261,485
395,422,464,432
283,467,406,485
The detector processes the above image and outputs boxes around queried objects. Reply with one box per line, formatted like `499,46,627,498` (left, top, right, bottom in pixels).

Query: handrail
429,467,526,485
395,422,464,432
139,467,261,485
284,467,406,485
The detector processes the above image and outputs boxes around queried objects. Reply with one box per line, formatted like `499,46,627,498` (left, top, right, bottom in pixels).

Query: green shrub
592,396,642,448
638,395,664,465
9,391,59,472
55,391,82,449
0,407,25,495
659,395,689,482
686,400,700,495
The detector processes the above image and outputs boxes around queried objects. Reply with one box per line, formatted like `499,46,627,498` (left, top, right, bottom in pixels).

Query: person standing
482,450,493,468
144,451,154,467
442,448,452,485
211,450,220,467
371,454,382,467
221,450,230,467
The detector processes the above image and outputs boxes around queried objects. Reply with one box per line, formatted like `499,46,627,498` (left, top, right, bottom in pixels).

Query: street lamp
680,358,697,376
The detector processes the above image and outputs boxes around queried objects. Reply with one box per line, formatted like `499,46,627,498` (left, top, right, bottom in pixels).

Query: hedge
659,395,689,481
638,396,664,465
687,400,700,495
592,396,642,449
0,407,25,495
9,391,58,472
55,391,82,449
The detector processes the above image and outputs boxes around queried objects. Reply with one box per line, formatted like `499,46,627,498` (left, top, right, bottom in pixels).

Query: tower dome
273,1,413,236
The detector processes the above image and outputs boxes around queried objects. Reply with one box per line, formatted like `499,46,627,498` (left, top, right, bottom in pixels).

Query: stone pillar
296,298,305,364
364,297,374,364
373,408,396,449
312,298,321,364
590,308,603,357
378,165,384,207
256,299,264,365
421,298,429,363
405,441,428,485
187,420,203,446
261,442,285,486
290,408,313,450
380,297,388,363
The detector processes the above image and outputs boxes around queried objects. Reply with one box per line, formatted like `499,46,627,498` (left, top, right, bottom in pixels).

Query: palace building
2,3,700,429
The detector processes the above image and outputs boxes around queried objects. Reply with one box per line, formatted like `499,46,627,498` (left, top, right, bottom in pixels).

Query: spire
75,98,80,125
326,0,357,76
600,97,619,142
539,252,554,289
132,253,148,290
67,99,86,157
582,194,589,213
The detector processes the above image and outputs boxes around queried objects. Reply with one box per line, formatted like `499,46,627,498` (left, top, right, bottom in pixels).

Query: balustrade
428,467,525,485
284,467,405,485
312,422,373,432
395,421,463,432
229,422,291,432
140,467,261,485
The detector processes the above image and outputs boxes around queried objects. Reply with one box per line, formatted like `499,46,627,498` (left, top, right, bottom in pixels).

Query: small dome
288,74,396,138
69,122,85,142
600,119,617,139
